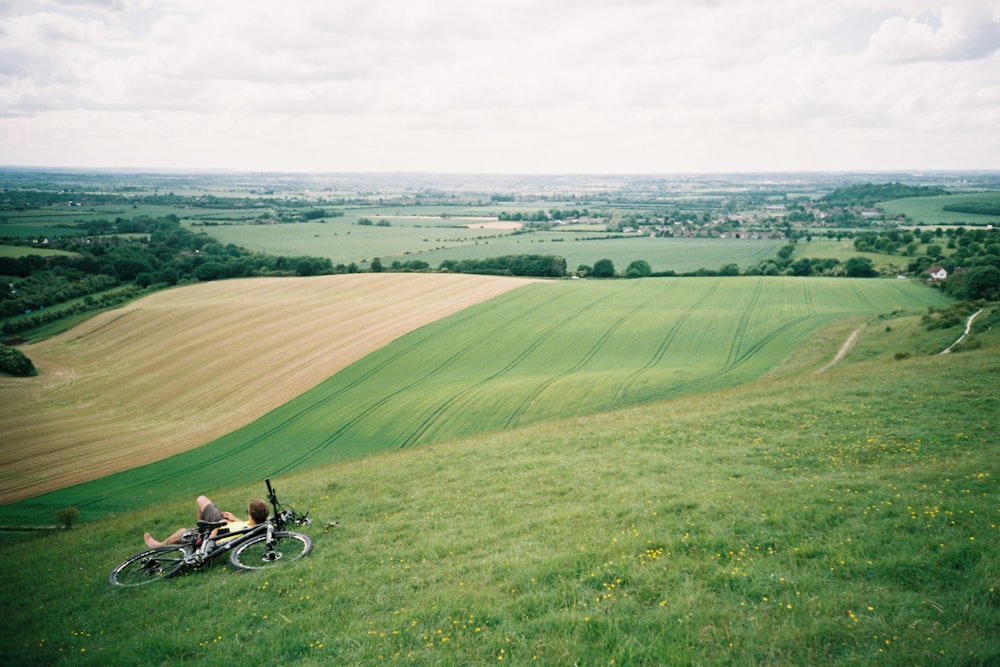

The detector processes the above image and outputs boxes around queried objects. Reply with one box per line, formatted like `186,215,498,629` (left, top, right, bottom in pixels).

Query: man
144,495,269,548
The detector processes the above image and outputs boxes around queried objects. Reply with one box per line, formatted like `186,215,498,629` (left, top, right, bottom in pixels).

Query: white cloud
866,2,1000,62
0,0,997,171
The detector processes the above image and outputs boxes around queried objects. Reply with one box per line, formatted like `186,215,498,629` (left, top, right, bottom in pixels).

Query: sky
1,0,998,174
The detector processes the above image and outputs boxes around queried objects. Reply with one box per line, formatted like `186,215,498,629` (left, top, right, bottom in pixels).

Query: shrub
592,258,616,278
0,345,36,376
625,260,652,278
55,507,80,529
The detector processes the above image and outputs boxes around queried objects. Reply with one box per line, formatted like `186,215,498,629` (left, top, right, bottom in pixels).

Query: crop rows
0,276,950,525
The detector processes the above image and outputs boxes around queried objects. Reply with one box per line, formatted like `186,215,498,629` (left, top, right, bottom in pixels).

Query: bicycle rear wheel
229,531,313,571
109,546,188,586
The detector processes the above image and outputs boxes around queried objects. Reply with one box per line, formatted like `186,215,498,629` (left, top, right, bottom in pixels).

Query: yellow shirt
215,520,249,543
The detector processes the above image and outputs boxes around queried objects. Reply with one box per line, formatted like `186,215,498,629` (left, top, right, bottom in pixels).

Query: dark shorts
201,502,224,524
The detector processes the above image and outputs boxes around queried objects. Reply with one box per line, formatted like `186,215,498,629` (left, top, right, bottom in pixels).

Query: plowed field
0,274,534,503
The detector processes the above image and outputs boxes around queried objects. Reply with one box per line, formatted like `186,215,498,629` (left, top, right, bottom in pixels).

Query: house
926,266,948,282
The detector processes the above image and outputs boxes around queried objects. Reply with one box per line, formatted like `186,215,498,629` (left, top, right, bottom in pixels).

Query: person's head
248,499,268,525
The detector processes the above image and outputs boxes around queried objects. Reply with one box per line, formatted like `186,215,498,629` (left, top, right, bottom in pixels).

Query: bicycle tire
109,545,188,586
229,531,313,571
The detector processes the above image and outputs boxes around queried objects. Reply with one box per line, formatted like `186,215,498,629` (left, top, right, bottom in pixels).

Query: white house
926,266,948,282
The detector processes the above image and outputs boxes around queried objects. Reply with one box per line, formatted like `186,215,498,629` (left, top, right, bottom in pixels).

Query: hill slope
0,278,950,525
1,326,996,665
0,273,534,503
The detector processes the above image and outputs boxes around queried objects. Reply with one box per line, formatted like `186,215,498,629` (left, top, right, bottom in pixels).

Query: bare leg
144,528,186,548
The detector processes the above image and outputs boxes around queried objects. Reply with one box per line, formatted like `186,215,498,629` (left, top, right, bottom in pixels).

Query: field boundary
0,273,534,504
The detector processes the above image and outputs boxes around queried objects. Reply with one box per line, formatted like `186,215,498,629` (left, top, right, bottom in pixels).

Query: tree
295,258,330,276
790,258,813,276
55,506,80,529
844,257,878,278
134,272,156,288
156,267,179,285
718,263,740,276
0,344,35,376
194,261,230,281
592,258,616,278
962,266,1000,300
625,259,652,278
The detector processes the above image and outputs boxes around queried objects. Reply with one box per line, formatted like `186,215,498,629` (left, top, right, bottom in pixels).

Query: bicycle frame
180,478,310,566
109,477,313,586
179,520,272,566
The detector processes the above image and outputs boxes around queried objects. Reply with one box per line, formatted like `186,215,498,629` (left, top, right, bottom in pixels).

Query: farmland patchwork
0,275,948,525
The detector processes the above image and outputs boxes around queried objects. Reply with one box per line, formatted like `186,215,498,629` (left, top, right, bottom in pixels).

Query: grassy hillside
0,278,950,526
1,323,996,665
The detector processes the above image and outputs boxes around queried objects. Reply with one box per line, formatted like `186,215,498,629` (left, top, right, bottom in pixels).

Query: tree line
819,182,949,208
1,215,333,336
438,255,567,277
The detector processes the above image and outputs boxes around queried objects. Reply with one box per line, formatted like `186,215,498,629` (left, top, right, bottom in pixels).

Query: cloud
0,0,997,171
866,2,1000,62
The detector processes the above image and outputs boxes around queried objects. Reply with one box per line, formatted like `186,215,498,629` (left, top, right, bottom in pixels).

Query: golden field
0,273,533,503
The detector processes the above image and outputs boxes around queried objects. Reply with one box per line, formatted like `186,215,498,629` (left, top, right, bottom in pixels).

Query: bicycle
109,478,313,587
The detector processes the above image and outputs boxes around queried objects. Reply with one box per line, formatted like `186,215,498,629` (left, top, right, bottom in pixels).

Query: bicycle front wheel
229,531,313,571
109,546,188,586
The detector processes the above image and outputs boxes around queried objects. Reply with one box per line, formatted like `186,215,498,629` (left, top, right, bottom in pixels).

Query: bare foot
144,532,162,548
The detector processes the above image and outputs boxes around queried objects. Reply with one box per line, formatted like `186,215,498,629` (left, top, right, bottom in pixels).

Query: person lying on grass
144,495,269,548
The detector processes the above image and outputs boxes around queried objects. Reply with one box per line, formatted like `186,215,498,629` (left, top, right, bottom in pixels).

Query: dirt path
817,326,862,373
0,273,536,504
940,309,983,355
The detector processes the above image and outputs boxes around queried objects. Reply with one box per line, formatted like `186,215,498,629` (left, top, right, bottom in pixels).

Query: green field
797,239,914,271
188,217,509,266
0,244,79,258
0,277,950,527
2,316,996,665
412,235,785,275
0,222,82,239
190,219,786,274
879,193,1000,226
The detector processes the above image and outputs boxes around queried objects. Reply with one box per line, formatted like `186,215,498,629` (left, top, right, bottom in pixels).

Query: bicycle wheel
109,546,188,586
229,531,313,571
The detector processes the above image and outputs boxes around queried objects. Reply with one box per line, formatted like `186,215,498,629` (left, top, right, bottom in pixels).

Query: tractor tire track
504,290,652,429
612,279,721,404
397,287,622,449
269,288,571,474
87,288,567,499
725,277,764,369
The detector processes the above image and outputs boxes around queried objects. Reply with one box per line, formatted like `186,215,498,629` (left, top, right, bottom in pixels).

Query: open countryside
0,273,534,504
3,308,997,665
1,170,997,665
0,276,950,526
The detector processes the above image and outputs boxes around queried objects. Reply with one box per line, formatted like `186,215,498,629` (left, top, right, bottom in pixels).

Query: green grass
0,223,82,238
0,278,950,527
879,193,1000,226
1,327,997,666
413,236,785,275
0,244,79,258
796,239,910,271
187,218,507,266
186,218,787,273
